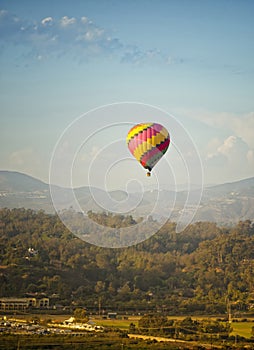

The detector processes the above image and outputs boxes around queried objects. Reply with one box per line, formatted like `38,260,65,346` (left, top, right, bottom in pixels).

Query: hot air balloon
126,123,170,176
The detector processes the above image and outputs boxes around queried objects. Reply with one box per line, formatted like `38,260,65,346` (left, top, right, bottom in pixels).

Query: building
0,297,49,311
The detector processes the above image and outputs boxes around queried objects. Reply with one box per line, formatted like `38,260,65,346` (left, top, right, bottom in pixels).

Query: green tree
138,314,172,336
73,308,88,322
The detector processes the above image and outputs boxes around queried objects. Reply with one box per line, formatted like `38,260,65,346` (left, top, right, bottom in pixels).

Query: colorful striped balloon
126,123,170,176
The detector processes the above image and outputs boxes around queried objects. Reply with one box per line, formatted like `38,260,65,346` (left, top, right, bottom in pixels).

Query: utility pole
98,297,101,317
228,299,232,323
227,298,232,323
17,337,20,350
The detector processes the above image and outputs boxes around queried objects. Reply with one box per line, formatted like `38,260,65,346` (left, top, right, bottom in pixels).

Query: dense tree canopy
0,208,253,315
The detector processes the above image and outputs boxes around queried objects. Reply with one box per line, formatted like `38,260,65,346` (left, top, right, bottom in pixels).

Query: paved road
128,333,185,343
128,334,222,349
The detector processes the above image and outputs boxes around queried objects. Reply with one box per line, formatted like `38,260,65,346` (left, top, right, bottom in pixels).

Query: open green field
95,317,139,330
95,317,254,339
231,321,254,339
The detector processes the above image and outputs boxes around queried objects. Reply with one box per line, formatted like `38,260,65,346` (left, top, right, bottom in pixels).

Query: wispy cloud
121,46,169,66
178,108,254,149
0,9,25,42
7,148,47,180
174,107,254,182
59,15,76,27
0,9,173,65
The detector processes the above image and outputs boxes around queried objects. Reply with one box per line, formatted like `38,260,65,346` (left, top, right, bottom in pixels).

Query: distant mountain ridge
0,170,253,225
204,177,254,196
0,171,48,192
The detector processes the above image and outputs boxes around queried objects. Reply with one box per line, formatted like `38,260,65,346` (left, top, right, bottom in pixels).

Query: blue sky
1,0,254,189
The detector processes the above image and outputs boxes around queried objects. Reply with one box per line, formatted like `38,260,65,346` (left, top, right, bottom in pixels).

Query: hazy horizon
0,168,253,192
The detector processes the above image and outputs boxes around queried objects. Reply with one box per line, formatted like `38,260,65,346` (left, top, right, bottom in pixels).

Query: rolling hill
0,170,253,224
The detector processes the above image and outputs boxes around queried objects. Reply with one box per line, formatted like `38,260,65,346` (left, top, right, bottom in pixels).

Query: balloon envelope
126,123,170,173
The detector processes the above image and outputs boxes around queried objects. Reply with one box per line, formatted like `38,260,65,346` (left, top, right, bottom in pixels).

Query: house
0,297,49,310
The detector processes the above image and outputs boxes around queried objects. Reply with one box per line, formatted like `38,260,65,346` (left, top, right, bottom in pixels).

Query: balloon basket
146,171,151,177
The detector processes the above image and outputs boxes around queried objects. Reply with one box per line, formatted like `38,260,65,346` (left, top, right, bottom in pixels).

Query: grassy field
95,317,139,330
230,321,254,339
95,316,254,339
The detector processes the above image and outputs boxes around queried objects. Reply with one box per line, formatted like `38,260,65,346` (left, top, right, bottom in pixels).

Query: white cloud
182,109,254,149
0,9,23,40
232,112,254,148
207,135,248,161
41,17,53,26
121,46,165,65
75,146,101,163
81,16,88,24
175,108,254,183
83,28,104,41
0,9,7,16
206,138,221,155
7,148,46,180
217,136,243,155
206,152,227,167
205,135,253,182
9,149,40,167
59,16,76,27
0,9,172,65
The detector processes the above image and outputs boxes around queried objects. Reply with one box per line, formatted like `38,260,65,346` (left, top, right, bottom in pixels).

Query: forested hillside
0,208,253,315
